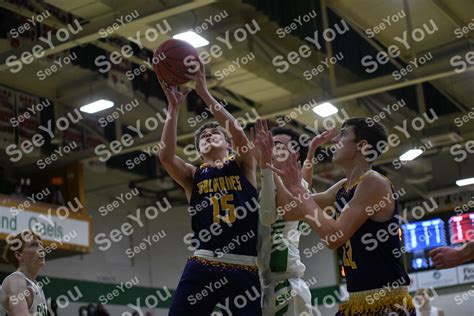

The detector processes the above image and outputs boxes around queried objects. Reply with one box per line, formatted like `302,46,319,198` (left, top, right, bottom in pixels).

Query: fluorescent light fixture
313,102,338,117
456,177,474,187
173,31,209,48
80,100,114,114
399,149,423,161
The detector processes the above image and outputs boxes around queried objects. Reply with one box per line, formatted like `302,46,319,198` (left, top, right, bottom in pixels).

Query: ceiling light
173,31,209,48
80,100,114,114
399,149,423,161
456,178,474,187
312,102,338,117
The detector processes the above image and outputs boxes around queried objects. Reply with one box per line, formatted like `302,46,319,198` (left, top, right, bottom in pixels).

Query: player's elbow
326,235,347,250
158,150,172,164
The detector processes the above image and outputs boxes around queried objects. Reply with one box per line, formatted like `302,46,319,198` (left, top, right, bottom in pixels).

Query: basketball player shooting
264,118,415,315
1,230,48,316
157,60,261,315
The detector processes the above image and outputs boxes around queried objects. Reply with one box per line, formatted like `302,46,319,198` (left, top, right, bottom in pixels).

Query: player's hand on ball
158,79,191,108
309,128,336,151
266,151,303,194
429,246,465,269
250,119,273,169
185,59,208,97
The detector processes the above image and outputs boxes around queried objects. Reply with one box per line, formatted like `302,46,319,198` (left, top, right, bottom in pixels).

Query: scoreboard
402,219,447,252
449,213,474,244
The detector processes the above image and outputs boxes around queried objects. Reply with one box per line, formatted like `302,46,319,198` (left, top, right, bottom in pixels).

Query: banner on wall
0,205,90,248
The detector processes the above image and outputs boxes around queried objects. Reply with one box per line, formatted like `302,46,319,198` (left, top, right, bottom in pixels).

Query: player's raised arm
157,79,196,199
267,153,392,249
187,62,256,173
251,119,277,226
3,274,30,316
302,129,336,188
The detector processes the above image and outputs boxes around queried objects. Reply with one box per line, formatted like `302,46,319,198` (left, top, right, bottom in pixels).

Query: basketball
153,38,199,86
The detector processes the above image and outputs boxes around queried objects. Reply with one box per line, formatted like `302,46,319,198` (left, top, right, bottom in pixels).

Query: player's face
331,126,359,164
198,128,229,155
20,235,45,267
272,134,298,163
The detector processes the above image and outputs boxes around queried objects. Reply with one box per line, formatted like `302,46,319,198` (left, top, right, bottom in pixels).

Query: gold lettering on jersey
197,176,242,194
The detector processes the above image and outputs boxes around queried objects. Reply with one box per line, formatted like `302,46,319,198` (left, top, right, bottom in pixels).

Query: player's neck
18,265,40,281
343,161,371,188
202,148,228,166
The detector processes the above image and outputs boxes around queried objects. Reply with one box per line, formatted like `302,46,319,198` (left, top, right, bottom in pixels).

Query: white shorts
261,278,313,316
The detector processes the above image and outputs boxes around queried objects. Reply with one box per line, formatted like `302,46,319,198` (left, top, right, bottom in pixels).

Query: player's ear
357,139,368,152
14,250,23,263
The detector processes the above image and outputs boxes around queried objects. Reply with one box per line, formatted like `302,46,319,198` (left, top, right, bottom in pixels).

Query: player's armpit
4,275,30,316
328,174,393,249
159,156,195,199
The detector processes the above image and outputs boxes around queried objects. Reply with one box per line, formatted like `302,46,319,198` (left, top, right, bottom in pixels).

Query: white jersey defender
0,271,48,316
257,170,312,316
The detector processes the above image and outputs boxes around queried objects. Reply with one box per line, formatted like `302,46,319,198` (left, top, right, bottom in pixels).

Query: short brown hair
193,121,232,155
3,230,42,268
